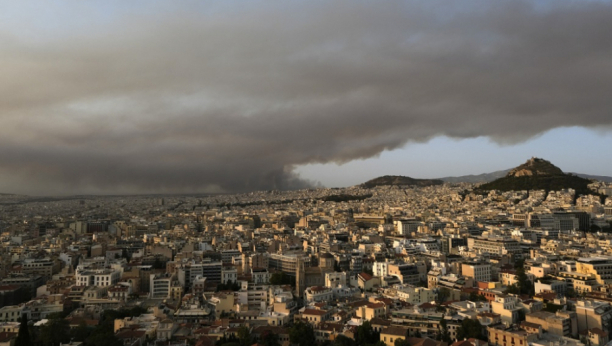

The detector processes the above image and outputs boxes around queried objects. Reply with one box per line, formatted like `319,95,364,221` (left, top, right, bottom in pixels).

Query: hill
361,175,443,189
476,157,597,195
439,169,509,183
506,157,564,177
439,169,612,184
571,173,612,183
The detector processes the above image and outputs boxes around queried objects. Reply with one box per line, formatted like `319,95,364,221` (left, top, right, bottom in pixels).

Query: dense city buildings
0,176,612,346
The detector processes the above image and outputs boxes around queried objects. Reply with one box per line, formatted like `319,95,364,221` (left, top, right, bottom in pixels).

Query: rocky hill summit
477,157,598,196
507,157,564,177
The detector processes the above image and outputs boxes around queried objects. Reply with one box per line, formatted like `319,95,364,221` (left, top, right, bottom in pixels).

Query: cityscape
1,158,612,346
2,1,612,346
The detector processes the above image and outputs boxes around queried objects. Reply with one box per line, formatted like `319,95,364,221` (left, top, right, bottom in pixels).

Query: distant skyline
1,1,612,195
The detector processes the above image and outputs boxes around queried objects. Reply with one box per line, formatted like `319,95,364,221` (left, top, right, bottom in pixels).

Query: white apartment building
150,274,172,298
393,285,437,305
304,286,334,304
394,220,422,235
491,295,522,325
373,261,389,278
236,284,268,309
462,262,492,284
325,272,347,288
467,237,521,256
221,266,238,284
252,268,270,284
76,268,121,287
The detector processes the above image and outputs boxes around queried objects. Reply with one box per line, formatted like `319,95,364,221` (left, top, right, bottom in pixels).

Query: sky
0,0,612,195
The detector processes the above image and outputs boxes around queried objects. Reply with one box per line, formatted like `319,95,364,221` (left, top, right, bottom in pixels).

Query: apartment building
221,266,237,284
305,286,333,304
252,268,270,285
394,220,422,236
576,257,612,285
462,262,492,284
491,295,523,325
525,310,577,337
467,237,521,256
388,263,420,285
20,258,56,280
178,261,222,288
487,325,538,346
76,268,121,287
575,300,612,334
268,253,310,275
150,273,172,298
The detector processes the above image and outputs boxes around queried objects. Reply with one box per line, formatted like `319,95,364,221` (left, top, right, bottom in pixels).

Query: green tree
504,284,520,295
514,258,525,270
395,338,411,346
86,332,124,346
237,326,252,346
334,262,342,272
270,272,294,286
289,320,316,346
82,306,143,346
437,287,451,303
515,267,534,295
70,321,91,342
260,331,280,346
216,334,239,346
456,318,483,340
517,310,526,322
153,257,165,269
216,280,241,292
355,321,380,346
15,314,30,346
437,319,452,343
334,334,356,346
38,317,70,346
469,291,486,302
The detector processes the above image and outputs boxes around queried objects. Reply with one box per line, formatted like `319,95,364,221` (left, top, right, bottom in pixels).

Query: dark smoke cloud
1,0,612,194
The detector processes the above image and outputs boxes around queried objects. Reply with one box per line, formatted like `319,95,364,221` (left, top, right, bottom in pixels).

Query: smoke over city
1,1,612,194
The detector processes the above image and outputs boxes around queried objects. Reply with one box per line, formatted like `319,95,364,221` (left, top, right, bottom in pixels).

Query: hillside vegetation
361,175,443,188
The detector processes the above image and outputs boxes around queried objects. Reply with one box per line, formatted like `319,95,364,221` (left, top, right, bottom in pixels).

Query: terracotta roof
451,341,473,346
418,302,436,310
0,332,17,343
116,329,146,339
370,317,391,326
310,286,329,292
195,335,217,346
375,297,394,306
381,326,408,337
520,321,541,329
316,323,343,332
359,273,373,281
252,326,289,335
589,328,609,337
366,302,385,309
477,312,500,318
406,337,448,346
347,300,369,308
302,309,327,316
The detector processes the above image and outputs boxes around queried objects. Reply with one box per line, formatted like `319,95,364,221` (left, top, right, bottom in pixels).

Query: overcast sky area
1,0,612,195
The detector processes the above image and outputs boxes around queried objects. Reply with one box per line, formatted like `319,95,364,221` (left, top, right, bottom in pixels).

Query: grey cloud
1,0,612,194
